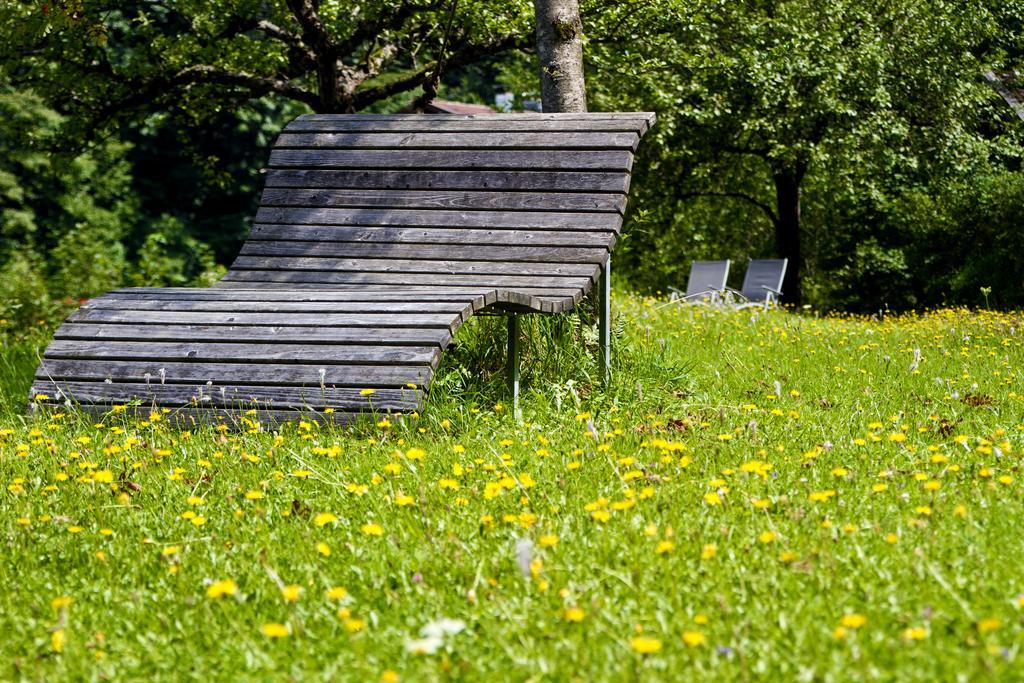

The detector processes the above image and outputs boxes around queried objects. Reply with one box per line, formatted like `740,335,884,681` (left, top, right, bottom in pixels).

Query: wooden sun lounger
30,112,655,425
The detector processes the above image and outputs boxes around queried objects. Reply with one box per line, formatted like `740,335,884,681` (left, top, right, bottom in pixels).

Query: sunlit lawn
1,296,1022,681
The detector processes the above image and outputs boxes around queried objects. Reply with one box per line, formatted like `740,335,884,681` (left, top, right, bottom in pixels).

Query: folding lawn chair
728,258,787,309
669,260,730,303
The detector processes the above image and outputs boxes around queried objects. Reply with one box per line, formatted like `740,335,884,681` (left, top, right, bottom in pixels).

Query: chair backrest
685,260,730,298
740,259,788,302
222,113,655,311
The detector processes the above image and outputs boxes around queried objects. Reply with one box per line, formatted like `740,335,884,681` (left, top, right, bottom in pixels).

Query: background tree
533,0,587,112
2,0,534,131
587,0,1022,304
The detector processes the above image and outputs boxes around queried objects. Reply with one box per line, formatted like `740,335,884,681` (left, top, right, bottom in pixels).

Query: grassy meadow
1,295,1023,681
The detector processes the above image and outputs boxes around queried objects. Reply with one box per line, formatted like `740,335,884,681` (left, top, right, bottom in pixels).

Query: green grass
2,295,1023,681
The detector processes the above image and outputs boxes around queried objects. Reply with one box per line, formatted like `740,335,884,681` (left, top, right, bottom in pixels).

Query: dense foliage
0,0,1022,317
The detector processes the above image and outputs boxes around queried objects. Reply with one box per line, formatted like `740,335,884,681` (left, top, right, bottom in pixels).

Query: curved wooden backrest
222,112,656,312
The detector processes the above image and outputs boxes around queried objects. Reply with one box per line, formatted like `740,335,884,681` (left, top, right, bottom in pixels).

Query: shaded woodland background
1,0,1023,328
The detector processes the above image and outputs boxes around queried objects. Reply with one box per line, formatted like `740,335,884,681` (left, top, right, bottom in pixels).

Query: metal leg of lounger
507,313,520,414
599,258,611,386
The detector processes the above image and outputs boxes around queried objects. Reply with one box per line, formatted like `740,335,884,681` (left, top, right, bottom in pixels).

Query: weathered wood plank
268,149,634,172
289,112,655,135
239,240,609,264
259,188,626,214
82,298,473,314
43,341,440,366
69,309,460,329
105,287,495,305
53,323,453,348
247,224,615,248
221,270,595,289
37,359,432,388
263,169,630,193
254,207,621,231
275,132,638,151
31,380,423,411
284,116,654,134
208,281,582,300
230,256,600,278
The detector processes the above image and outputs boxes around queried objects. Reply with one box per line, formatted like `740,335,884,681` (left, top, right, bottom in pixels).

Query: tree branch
170,65,321,108
678,190,780,227
351,33,528,109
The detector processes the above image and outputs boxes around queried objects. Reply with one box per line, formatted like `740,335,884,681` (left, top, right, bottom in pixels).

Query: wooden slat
267,149,634,172
239,241,608,264
43,341,440,366
221,270,594,289
289,112,656,135
81,299,475,314
106,288,495,305
254,207,621,231
263,169,630,193
208,281,582,299
31,381,423,411
285,116,655,134
259,188,626,214
230,256,600,278
36,359,433,388
54,323,452,347
247,225,614,248
275,132,638,151
69,309,460,330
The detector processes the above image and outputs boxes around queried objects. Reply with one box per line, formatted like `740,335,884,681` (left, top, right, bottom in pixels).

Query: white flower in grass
404,636,443,655
421,618,466,640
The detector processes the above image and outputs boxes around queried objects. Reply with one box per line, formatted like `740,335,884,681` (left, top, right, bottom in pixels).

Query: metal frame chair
669,259,731,304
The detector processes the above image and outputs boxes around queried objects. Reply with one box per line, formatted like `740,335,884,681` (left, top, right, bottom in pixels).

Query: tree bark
773,166,805,305
533,0,587,112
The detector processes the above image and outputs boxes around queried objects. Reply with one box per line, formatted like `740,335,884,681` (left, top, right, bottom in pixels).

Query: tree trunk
773,167,804,305
533,0,587,112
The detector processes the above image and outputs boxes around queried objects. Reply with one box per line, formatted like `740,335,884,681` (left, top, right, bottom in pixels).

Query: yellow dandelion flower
978,618,1001,634
51,628,65,653
261,622,289,638
630,636,662,654
901,626,928,641
841,613,867,629
313,512,338,527
206,579,238,599
682,630,706,647
361,522,384,536
703,491,722,506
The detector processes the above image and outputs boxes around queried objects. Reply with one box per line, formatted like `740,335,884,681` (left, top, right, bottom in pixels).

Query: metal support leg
507,313,520,413
599,258,611,386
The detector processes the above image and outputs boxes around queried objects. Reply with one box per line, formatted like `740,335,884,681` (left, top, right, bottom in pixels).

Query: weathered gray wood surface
31,112,654,423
